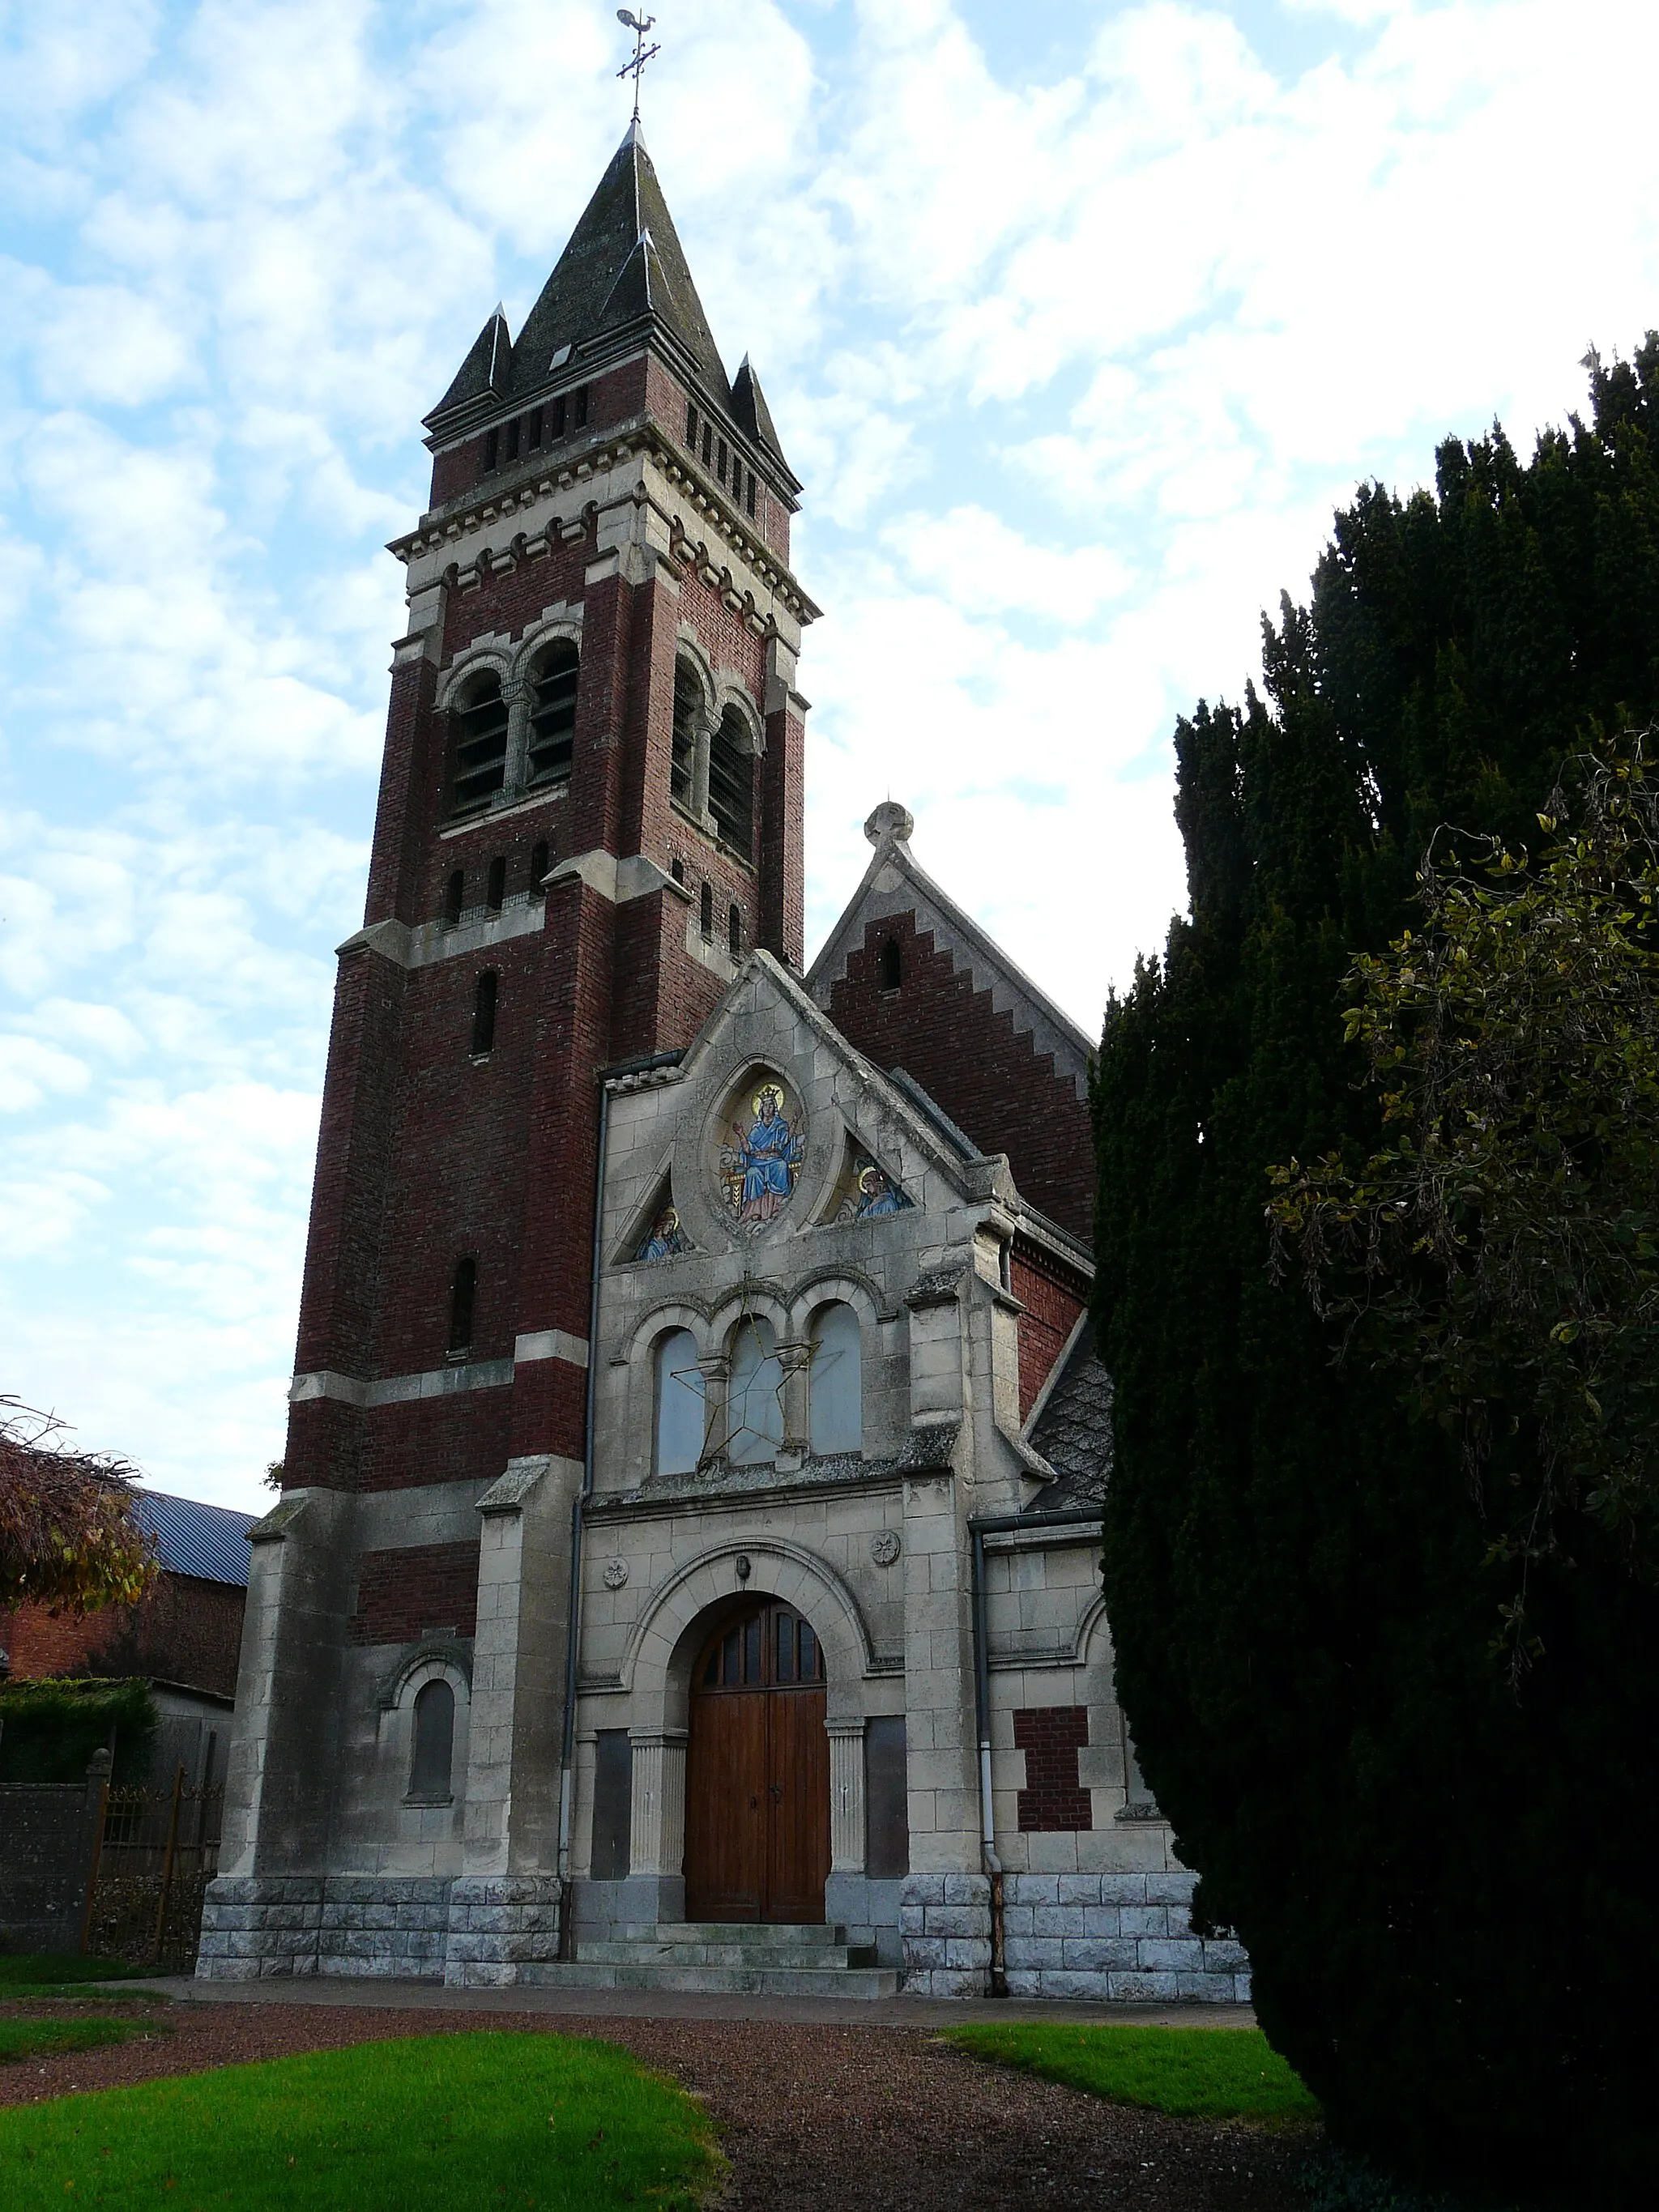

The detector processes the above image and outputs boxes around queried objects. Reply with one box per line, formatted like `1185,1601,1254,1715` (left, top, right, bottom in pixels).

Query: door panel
684,1691,766,1921
766,1686,830,1924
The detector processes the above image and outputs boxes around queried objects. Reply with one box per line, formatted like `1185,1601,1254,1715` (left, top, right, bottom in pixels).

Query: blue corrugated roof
134,1491,255,1588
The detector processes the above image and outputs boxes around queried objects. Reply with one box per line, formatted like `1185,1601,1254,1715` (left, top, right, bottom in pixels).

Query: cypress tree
1094,340,1659,2202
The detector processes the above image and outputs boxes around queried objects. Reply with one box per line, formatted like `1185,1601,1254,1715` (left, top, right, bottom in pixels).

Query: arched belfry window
408,1678,455,1802
672,660,702,810
878,936,902,991
708,708,753,859
809,1302,863,1455
527,639,578,786
655,1328,705,1476
450,671,509,814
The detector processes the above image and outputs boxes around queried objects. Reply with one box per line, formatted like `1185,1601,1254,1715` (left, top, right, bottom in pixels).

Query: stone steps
532,1919,898,1999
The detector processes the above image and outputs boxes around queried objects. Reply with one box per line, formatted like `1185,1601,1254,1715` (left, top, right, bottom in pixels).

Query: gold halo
749,1083,785,1121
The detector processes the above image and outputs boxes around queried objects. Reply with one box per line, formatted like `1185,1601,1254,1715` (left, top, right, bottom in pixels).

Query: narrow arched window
447,1257,476,1358
727,1319,783,1465
409,1678,455,1801
809,1302,863,1455
527,639,578,786
485,855,505,914
728,903,742,958
444,869,465,927
878,936,902,991
655,1328,705,1476
471,971,497,1057
531,840,549,896
450,671,508,813
700,882,714,940
672,662,701,809
708,708,753,859
671,856,685,886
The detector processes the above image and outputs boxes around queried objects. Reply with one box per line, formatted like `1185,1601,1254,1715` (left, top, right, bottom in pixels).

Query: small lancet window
550,394,567,440
485,855,505,914
527,406,543,450
447,1257,476,1358
685,400,697,446
471,971,497,1057
655,1328,705,1476
878,936,902,991
481,427,499,475
527,640,578,786
700,882,714,940
708,708,753,859
745,472,757,518
727,1318,784,1465
671,856,685,886
444,869,465,927
408,1678,455,1801
728,903,742,959
531,840,549,896
503,416,520,465
451,672,509,813
671,662,701,809
574,385,589,428
701,423,713,467
809,1302,863,1455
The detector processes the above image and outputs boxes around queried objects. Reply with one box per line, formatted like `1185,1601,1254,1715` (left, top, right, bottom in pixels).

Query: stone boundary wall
196,1873,562,1985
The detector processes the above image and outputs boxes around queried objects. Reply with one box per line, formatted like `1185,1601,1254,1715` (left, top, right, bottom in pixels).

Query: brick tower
237,126,817,1903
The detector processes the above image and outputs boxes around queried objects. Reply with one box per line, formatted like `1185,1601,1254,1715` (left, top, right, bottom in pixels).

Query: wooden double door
684,1600,830,1924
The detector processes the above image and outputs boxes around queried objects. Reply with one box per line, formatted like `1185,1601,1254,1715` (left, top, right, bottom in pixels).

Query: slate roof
1025,1319,1113,1511
425,120,796,480
134,1492,255,1588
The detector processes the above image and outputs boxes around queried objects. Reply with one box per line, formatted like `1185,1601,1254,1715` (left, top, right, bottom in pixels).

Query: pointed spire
731,355,790,476
426,303,513,426
506,122,731,407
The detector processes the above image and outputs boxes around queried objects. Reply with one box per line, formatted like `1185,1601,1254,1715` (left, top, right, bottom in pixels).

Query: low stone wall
1002,1871,1250,2002
196,1873,563,1984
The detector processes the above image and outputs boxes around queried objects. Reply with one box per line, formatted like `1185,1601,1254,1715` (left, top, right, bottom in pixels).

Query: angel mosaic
720,1080,807,1231
635,1204,691,1262
825,1142,913,1225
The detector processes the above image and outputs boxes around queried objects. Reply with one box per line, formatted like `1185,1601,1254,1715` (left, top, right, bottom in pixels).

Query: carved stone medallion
869,1531,901,1567
602,1558,629,1590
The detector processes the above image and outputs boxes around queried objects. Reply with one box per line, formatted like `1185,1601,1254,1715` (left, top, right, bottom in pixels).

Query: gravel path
0,1997,1311,2211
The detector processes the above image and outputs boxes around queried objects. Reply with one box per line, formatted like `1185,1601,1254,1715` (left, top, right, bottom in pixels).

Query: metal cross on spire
616,10,661,125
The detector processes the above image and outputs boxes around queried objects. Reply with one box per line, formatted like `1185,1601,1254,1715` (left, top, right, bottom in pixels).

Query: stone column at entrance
828,1722,866,1872
629,1728,688,1893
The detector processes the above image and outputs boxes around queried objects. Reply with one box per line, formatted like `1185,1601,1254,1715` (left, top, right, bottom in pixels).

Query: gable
807,831,1096,1243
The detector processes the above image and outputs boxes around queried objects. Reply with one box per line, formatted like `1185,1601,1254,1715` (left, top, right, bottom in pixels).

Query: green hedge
0,1677,155,1785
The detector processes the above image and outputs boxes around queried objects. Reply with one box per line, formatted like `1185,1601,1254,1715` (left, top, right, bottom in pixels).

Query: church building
198,125,1248,2005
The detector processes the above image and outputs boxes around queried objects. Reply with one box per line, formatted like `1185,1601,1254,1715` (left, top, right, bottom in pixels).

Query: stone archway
683,1594,830,1924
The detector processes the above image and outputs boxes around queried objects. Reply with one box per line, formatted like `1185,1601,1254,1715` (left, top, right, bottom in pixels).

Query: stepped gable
807,803,1098,1242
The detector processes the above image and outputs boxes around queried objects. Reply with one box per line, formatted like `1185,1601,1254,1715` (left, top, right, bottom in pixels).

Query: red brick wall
1013,1705,1092,1833
0,1573,245,1700
825,912,1094,1241
347,1543,480,1645
1011,1247,1087,1421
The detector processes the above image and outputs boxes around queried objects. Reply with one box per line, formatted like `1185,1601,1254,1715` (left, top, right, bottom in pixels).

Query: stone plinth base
196,1873,563,1985
1002,1871,1250,2003
899,1872,992,1997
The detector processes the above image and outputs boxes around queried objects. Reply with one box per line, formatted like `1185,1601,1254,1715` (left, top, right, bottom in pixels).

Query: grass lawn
0,2015,160,2065
0,2031,722,2210
944,2022,1321,2125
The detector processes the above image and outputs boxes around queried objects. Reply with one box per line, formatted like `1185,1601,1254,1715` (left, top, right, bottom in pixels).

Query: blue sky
4,0,1658,1511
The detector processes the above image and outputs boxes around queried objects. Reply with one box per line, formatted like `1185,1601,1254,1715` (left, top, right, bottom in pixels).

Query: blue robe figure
732,1089,804,1225
855,1166,906,1217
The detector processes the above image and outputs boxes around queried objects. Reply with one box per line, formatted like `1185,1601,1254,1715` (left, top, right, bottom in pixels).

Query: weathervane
616,11,660,125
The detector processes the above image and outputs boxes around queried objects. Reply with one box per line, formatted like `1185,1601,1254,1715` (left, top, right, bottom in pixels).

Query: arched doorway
684,1599,830,1924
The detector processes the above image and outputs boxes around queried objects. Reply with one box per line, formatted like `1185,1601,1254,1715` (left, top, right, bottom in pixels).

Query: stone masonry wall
197,1873,562,1984
1002,1871,1250,2004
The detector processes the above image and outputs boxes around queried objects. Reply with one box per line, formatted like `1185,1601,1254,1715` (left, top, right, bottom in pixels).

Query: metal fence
85,1766,224,1971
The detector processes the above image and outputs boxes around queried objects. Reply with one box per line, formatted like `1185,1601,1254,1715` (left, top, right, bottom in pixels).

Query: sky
3,0,1658,1514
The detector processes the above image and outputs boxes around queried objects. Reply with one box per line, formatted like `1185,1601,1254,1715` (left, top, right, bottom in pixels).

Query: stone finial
864,800,914,847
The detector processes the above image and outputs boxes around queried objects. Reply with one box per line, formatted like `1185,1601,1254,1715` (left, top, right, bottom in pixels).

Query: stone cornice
387,417,820,628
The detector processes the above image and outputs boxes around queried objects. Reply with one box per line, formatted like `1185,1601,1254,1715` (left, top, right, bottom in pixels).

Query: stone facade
198,123,1247,2006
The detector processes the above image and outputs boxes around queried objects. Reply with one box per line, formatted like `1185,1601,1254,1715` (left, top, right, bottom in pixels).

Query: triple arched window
650,1303,864,1474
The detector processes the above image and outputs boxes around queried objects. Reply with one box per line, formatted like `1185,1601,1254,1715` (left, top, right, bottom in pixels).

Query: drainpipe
968,1504,1109,2001
555,1047,683,1961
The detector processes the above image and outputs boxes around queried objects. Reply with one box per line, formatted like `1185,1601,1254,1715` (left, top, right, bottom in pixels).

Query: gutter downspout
556,1047,683,1962
968,1503,1109,2002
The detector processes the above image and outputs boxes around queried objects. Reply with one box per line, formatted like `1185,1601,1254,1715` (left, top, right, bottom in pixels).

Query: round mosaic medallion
869,1531,902,1567
602,1558,629,1590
